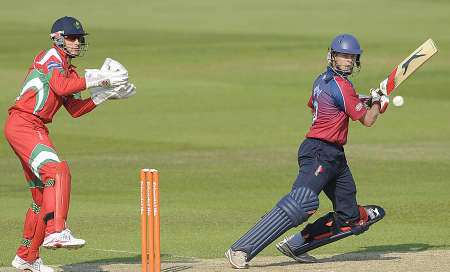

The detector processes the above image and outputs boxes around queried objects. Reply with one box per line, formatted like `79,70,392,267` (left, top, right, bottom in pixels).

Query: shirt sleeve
63,93,96,118
49,69,87,96
307,95,313,109
335,77,366,121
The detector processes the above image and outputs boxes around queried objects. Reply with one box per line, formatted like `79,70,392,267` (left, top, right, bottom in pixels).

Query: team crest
74,21,81,29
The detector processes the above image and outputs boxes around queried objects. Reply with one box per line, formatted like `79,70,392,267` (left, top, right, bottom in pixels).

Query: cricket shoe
225,248,249,269
276,236,317,263
43,228,86,250
11,255,54,272
364,205,385,224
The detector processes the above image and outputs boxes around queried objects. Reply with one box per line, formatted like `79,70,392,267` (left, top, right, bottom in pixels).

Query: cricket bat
379,38,438,96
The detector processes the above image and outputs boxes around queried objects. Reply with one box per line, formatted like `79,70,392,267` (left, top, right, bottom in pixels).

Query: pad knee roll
276,187,319,227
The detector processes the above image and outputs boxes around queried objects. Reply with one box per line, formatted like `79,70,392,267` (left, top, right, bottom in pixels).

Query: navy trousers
292,138,359,222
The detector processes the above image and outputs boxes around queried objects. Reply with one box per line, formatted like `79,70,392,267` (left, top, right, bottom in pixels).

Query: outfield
1,0,449,270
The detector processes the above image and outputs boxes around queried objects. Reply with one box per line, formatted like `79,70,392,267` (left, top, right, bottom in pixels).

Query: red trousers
4,110,62,261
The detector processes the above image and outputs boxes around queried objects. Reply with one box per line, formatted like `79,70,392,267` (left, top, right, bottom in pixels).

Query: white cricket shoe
225,248,249,269
43,228,86,250
11,255,54,272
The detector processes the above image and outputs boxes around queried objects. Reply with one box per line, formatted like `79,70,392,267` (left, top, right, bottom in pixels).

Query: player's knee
276,187,319,227
40,161,71,187
56,161,71,178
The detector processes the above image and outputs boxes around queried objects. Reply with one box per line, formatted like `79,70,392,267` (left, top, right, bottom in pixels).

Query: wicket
140,169,161,272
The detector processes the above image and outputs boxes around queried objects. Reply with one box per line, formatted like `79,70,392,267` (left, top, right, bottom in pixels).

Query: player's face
64,35,83,56
333,53,357,73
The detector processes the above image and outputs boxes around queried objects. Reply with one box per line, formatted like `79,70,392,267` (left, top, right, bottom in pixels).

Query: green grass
1,0,450,267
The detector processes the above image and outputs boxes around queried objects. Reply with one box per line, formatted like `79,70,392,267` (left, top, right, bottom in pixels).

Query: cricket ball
393,96,404,107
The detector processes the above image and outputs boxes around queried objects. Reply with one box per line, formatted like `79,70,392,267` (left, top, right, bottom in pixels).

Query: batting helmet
328,34,362,75
330,34,362,55
50,16,88,57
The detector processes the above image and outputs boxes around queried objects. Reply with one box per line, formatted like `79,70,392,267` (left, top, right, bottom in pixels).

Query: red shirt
305,68,366,145
9,46,95,123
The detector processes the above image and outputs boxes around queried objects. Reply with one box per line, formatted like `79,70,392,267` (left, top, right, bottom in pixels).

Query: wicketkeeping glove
89,83,136,105
88,58,137,105
107,83,136,100
85,69,128,89
101,58,127,74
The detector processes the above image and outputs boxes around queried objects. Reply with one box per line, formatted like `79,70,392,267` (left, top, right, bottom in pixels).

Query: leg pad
295,205,386,255
54,161,71,232
231,187,319,261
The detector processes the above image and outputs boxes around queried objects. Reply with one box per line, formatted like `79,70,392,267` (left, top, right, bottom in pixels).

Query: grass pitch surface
1,0,449,268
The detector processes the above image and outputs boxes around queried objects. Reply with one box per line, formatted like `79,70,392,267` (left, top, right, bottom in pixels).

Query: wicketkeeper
225,34,388,269
4,16,136,272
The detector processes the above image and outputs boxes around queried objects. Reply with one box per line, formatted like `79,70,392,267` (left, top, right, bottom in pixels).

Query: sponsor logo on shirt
355,102,363,111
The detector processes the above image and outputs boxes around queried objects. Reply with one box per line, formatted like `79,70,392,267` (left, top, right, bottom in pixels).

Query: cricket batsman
4,16,136,272
225,34,389,268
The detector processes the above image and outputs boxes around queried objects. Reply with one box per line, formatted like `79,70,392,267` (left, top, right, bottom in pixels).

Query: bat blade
380,38,438,96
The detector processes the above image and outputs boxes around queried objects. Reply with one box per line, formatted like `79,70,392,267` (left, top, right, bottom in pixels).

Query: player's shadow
258,243,448,268
60,254,196,272
318,243,448,263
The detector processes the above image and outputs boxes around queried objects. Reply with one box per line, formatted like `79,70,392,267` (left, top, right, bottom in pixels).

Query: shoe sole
225,249,249,269
12,259,54,272
43,243,85,250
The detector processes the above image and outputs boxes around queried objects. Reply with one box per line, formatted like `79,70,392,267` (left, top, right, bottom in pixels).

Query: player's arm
358,88,388,127
50,67,128,97
359,103,380,127
307,95,314,114
49,69,87,96
335,78,367,123
63,93,96,118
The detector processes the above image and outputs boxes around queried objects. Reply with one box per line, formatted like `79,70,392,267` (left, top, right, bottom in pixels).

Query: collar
325,66,349,81
52,45,76,69
324,66,336,81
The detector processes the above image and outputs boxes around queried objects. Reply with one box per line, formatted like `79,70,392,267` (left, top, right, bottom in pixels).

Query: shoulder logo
47,61,62,71
313,86,322,98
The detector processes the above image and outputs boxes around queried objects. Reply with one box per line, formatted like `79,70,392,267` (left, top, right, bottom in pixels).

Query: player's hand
101,58,128,74
379,79,389,96
85,69,128,89
379,95,389,114
89,86,115,105
107,83,136,100
358,94,372,108
89,83,136,105
370,88,389,114
370,88,382,104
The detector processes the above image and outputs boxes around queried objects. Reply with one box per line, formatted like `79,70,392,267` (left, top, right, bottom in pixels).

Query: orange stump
140,169,160,272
